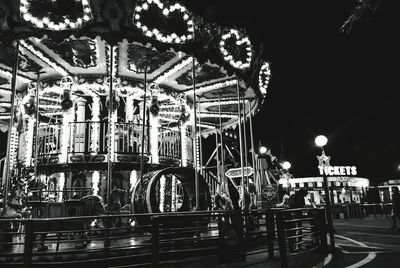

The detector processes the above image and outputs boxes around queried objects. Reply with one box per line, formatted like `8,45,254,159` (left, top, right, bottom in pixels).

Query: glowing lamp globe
282,161,291,170
315,135,328,147
259,146,267,155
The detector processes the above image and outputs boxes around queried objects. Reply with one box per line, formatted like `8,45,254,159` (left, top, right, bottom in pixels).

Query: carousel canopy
0,0,271,137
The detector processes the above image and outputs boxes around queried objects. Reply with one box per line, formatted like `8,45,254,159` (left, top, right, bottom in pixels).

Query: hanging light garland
132,0,194,44
258,62,271,96
20,40,70,76
185,79,237,96
219,29,252,70
19,0,93,31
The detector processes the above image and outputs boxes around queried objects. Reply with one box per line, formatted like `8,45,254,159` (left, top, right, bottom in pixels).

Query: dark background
1,1,399,186
183,0,400,185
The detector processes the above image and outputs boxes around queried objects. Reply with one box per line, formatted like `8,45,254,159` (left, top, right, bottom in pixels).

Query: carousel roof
0,0,271,137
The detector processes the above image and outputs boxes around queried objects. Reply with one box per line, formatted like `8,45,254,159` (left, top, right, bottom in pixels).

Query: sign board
225,167,254,179
318,166,357,176
389,179,400,184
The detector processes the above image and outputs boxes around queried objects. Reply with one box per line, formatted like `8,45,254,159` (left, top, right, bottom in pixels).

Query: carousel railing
25,121,191,165
202,170,221,197
114,122,148,155
158,127,181,161
69,121,108,154
35,123,62,157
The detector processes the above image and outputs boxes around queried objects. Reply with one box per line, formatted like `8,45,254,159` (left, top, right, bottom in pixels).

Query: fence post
23,220,33,268
104,216,110,248
266,210,275,259
317,208,328,251
276,211,288,268
152,216,159,267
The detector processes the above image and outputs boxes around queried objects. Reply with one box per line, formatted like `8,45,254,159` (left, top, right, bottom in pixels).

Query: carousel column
159,175,166,212
181,122,188,167
90,96,101,196
171,175,177,212
125,94,134,122
91,171,100,196
90,96,100,153
25,117,35,166
60,103,75,163
236,80,245,209
58,172,66,202
192,57,199,209
149,113,159,164
129,170,138,193
74,98,87,154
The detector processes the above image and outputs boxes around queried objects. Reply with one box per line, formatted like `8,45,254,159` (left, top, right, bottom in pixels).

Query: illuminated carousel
0,0,271,216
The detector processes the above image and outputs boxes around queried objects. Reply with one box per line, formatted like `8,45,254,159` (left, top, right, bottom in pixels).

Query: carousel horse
213,192,234,211
103,187,132,233
81,192,131,237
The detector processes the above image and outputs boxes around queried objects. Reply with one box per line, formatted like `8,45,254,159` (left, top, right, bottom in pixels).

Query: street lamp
315,135,328,147
315,135,335,250
259,146,268,155
281,161,292,190
282,161,291,170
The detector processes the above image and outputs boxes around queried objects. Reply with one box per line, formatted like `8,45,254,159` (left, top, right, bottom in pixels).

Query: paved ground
329,216,400,268
171,215,400,268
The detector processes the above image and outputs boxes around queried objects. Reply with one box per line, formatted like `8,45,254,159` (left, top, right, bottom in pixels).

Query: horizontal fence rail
0,208,328,267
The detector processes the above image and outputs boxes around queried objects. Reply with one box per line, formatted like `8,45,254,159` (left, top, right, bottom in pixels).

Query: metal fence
0,208,328,267
158,127,181,161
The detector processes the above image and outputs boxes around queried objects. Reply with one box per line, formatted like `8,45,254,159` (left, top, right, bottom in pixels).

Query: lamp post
315,135,335,250
281,161,292,190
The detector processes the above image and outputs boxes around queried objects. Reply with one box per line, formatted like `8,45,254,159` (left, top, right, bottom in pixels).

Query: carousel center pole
241,94,249,190
140,57,148,184
2,40,20,214
198,105,203,177
248,102,258,194
107,46,114,209
236,79,245,210
218,93,226,195
34,71,41,184
215,128,220,193
192,56,199,209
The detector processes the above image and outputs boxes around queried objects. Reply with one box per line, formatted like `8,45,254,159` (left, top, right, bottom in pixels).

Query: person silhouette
390,187,400,230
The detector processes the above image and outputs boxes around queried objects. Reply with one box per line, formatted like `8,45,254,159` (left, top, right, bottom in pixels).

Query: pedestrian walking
287,188,308,251
390,186,400,231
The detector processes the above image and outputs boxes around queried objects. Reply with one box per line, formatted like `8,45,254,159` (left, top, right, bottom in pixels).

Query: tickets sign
318,166,357,176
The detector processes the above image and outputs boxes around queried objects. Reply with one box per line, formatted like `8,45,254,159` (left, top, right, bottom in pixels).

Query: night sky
1,1,400,186
182,0,400,185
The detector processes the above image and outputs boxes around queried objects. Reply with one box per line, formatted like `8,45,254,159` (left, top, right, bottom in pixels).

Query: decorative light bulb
23,13,31,21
